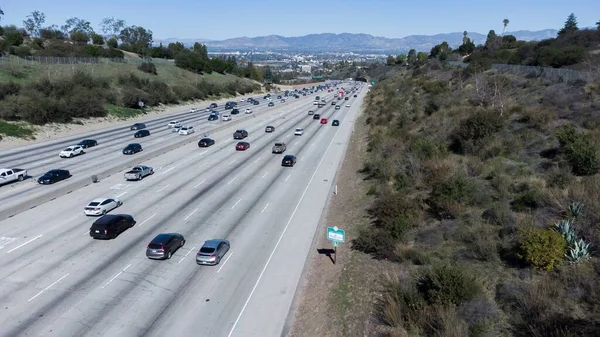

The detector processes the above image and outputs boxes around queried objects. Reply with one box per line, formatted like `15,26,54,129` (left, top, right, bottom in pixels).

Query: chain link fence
448,61,594,83
0,55,174,66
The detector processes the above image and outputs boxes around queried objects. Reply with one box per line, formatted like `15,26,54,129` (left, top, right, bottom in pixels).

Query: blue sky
2,0,599,40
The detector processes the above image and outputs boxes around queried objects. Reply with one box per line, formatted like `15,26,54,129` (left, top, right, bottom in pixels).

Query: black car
38,169,70,184
78,139,98,148
265,126,275,133
332,120,340,126
253,101,259,105
231,108,240,115
313,114,321,120
198,138,215,147
268,102,275,107
134,129,150,138
353,94,357,97
208,114,218,121
146,233,185,260
123,143,142,155
282,155,297,167
130,123,146,130
233,129,248,139
89,214,135,239
331,101,336,105
345,97,349,100
209,103,218,108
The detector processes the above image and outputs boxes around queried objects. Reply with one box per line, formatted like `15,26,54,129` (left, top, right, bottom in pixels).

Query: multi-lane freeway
0,82,365,337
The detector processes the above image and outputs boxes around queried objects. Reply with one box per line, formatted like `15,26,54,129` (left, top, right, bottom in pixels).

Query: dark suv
130,123,146,130
146,233,186,260
123,143,142,154
89,214,135,239
233,129,248,139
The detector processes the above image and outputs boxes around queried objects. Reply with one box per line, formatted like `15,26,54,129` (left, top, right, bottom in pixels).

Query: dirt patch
286,111,389,337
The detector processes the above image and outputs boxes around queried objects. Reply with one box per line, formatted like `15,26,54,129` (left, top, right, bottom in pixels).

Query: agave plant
554,219,576,245
568,202,584,219
566,238,591,262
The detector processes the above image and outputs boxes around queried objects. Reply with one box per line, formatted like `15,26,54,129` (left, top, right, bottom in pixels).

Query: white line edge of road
156,184,170,193
231,198,242,210
194,179,206,188
227,111,346,337
138,213,157,227
115,191,128,198
28,273,70,302
261,203,269,213
101,263,132,288
217,252,233,273
7,234,42,254
178,245,197,264
184,208,199,221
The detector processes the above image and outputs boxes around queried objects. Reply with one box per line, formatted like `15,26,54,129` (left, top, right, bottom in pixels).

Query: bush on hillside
451,110,505,154
418,264,483,306
138,62,157,75
555,125,600,176
516,227,566,271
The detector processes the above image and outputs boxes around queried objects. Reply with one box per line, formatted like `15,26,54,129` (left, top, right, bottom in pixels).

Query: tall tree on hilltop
596,19,600,30
558,13,579,36
485,30,500,52
502,19,509,36
0,7,4,22
23,10,46,37
100,17,127,40
119,26,153,55
407,49,417,65
462,31,469,44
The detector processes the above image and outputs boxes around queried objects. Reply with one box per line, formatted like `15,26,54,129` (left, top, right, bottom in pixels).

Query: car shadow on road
316,248,335,264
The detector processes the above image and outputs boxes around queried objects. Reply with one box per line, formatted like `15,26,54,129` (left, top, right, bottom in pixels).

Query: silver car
196,239,230,265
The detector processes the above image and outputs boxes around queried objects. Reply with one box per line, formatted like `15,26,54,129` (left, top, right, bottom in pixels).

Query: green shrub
555,125,600,176
138,62,158,75
417,264,483,306
366,185,377,195
352,227,395,259
451,110,505,154
516,227,566,270
409,135,446,160
0,121,34,138
428,174,477,218
421,80,448,94
510,189,544,212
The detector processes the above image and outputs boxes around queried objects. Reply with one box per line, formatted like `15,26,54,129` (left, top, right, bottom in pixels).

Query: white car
294,128,304,136
179,126,195,135
346,104,350,107
240,98,246,102
189,108,197,113
245,108,252,114
167,121,181,128
84,198,122,216
222,114,232,121
59,145,85,158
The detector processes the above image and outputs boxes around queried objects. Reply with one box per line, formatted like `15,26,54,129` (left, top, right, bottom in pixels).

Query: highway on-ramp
0,82,365,337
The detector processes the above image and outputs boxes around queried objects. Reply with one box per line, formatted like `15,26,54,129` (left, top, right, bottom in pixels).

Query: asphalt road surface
0,82,365,337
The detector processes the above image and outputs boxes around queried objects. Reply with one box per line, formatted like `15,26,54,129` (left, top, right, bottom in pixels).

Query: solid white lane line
161,167,175,174
198,162,208,169
7,235,42,254
301,156,305,161
229,159,237,165
261,203,269,213
227,176,238,185
231,198,242,209
217,253,233,273
156,184,170,192
261,172,269,178
253,157,261,164
285,174,291,182
228,106,346,337
178,245,197,264
194,179,206,188
138,213,157,227
81,231,89,236
28,273,69,302
115,191,128,198
184,208,198,221
101,264,132,288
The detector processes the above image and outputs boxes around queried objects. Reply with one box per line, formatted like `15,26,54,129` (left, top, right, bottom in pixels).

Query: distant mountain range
156,30,558,53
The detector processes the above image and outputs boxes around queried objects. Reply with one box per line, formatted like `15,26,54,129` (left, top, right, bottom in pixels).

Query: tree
0,7,4,22
596,20,600,30
416,52,428,66
62,17,94,35
462,31,469,44
502,19,510,36
119,26,153,55
558,13,579,36
459,32,475,56
91,33,104,45
23,10,46,37
396,54,407,65
70,31,89,44
485,30,501,52
100,17,126,39
430,41,451,60
386,55,396,66
407,49,417,65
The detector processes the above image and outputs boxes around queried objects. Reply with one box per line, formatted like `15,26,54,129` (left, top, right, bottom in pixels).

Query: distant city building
300,65,312,73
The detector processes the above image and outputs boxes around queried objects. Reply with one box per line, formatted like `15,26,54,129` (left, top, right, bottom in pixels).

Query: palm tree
502,19,510,36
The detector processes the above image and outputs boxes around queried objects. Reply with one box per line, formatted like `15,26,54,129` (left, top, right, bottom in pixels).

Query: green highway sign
327,226,345,243
370,80,376,85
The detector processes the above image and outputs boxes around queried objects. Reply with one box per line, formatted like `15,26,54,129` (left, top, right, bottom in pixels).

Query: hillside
289,24,600,337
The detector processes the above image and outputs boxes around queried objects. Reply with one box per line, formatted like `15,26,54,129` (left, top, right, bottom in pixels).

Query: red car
236,142,250,151
320,118,328,124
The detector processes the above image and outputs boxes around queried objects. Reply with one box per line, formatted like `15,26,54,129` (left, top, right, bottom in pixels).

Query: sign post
326,226,345,265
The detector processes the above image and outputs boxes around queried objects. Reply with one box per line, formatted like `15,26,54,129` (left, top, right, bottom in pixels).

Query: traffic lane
0,94,319,206
25,130,304,337
229,97,360,337
143,113,343,337
62,148,294,337
0,104,326,336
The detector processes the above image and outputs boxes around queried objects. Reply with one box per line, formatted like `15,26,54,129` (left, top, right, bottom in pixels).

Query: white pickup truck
0,168,28,185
